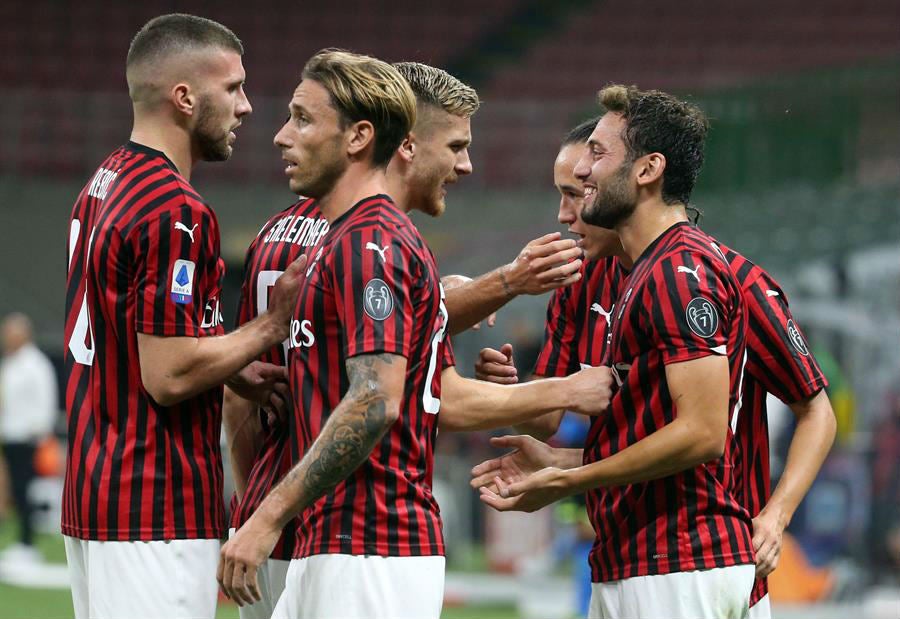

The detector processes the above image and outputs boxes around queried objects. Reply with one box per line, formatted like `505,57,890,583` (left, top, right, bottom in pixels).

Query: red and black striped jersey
533,257,626,377
585,221,754,583
718,242,828,604
229,197,329,560
63,142,226,541
287,195,452,558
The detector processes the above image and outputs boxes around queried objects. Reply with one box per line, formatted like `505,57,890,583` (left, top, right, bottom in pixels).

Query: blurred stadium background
0,0,898,617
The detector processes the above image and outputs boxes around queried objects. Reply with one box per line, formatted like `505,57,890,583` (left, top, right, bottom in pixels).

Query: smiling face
190,49,252,162
555,142,624,260
405,106,473,217
273,79,350,198
574,112,639,230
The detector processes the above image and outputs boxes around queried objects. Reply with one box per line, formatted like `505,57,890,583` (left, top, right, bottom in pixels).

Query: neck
384,164,413,213
317,163,389,224
615,246,635,270
130,110,195,181
616,196,688,263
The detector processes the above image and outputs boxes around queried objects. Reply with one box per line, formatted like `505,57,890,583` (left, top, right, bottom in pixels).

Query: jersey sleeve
743,275,828,403
440,335,456,370
644,251,739,364
331,227,422,359
532,286,581,377
134,197,222,337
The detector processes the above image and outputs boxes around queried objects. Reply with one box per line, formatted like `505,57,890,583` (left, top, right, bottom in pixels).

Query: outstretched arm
137,255,306,406
473,344,565,440
438,365,611,432
480,354,729,512
217,353,406,605
444,233,583,335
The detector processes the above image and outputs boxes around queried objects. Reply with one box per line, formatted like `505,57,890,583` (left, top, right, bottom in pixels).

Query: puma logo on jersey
677,265,702,282
365,242,389,262
766,290,780,297
175,222,199,243
590,303,614,325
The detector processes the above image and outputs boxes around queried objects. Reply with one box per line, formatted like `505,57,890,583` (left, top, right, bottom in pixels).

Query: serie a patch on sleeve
170,259,196,304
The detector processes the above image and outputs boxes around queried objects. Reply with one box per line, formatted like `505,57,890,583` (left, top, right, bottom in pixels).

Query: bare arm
222,386,263,500
438,365,612,432
479,355,730,512
473,344,564,439
218,352,406,605
444,233,583,336
753,389,836,576
259,353,404,527
137,255,305,406
570,355,728,488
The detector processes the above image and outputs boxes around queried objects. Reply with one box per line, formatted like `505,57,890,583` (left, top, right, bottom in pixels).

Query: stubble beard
581,162,637,230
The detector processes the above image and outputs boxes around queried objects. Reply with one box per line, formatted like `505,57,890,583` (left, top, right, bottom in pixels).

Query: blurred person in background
0,312,57,565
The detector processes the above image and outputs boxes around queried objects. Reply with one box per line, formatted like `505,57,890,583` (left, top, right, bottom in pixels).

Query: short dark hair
599,84,709,205
127,13,243,70
562,116,600,147
303,49,416,168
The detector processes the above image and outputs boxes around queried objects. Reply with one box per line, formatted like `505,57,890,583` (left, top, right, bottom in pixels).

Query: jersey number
257,270,289,358
67,219,96,366
422,286,449,414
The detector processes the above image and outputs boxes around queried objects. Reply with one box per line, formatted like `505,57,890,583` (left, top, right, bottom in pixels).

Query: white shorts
588,564,755,619
748,593,772,619
272,554,445,619
64,535,220,619
228,528,291,619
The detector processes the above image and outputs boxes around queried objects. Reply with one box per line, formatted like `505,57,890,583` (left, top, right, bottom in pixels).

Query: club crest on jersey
170,259,196,304
786,319,809,356
363,278,394,321
685,297,719,338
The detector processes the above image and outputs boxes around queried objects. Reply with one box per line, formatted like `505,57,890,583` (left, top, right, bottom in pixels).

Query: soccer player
473,117,630,415
474,131,838,619
709,243,836,619
219,60,590,618
221,194,329,619
63,14,306,619
218,54,614,618
477,85,757,618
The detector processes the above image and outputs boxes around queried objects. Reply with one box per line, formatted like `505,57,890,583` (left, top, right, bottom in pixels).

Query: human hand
474,344,518,385
470,434,557,491
503,232,583,296
217,514,281,606
564,366,613,416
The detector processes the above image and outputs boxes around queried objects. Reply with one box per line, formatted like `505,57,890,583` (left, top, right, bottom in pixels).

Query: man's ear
636,152,666,187
347,120,376,158
170,82,197,117
396,133,416,164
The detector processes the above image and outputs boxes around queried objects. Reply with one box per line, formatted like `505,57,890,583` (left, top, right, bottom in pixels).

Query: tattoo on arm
499,269,513,298
275,353,398,516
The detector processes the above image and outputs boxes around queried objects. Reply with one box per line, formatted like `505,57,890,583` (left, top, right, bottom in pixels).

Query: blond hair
393,62,480,118
303,49,416,167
